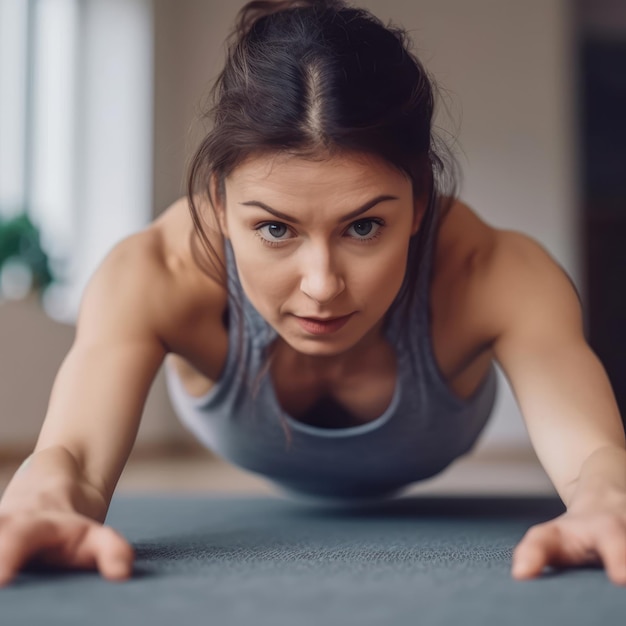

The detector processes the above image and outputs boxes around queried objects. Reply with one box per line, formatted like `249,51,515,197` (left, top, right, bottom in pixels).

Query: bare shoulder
150,195,226,289
148,197,229,371
450,208,583,344
77,227,170,341
432,199,579,342
80,197,227,354
434,198,498,290
498,230,582,320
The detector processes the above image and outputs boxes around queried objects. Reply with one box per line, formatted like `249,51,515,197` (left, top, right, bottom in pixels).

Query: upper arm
482,231,624,494
35,231,169,502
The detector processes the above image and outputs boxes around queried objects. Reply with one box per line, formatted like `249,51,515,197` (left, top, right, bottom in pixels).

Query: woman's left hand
512,498,626,585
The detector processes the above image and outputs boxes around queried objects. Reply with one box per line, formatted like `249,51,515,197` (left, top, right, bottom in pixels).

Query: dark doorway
577,3,626,423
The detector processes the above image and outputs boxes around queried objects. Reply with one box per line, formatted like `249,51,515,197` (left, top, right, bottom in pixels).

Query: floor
0,448,557,498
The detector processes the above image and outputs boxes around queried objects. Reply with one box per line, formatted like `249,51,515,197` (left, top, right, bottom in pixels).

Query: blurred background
0,0,624,496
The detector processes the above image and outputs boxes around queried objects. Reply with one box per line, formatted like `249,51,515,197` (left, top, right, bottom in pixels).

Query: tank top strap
224,240,278,350
386,199,439,330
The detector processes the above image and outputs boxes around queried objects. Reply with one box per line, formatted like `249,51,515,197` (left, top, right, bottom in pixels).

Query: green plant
0,213,54,294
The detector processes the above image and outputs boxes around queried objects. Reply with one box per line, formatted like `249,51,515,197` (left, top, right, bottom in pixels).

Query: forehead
227,152,409,194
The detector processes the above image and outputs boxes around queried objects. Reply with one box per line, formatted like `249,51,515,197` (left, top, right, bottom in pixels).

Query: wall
0,0,577,457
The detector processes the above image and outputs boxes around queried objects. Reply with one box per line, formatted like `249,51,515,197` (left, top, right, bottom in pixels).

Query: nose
299,245,345,305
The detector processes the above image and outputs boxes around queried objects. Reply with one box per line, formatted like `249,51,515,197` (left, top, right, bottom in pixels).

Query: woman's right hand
0,509,134,586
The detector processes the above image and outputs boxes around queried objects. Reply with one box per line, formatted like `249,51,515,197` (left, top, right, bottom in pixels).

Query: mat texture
2,494,625,625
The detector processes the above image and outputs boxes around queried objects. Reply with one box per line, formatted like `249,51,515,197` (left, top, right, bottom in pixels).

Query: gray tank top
165,213,498,503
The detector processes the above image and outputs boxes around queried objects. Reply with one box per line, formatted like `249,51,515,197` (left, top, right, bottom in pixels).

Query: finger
593,524,626,586
0,517,133,585
28,518,134,581
80,525,135,581
0,517,63,586
512,524,563,579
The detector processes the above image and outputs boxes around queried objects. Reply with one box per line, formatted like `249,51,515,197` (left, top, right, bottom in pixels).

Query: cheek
351,245,408,298
370,239,409,278
235,254,294,312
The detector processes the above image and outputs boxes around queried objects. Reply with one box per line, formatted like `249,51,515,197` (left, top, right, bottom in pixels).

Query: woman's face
217,151,422,359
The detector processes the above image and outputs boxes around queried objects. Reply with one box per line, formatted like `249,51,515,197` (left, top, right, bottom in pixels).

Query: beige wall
0,0,577,456
0,295,74,448
152,0,234,211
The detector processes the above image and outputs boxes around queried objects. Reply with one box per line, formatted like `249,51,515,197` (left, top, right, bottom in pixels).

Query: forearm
0,446,109,523
563,445,626,510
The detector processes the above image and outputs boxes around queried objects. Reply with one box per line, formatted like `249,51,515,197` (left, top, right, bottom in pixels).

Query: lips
293,313,354,335
297,315,350,322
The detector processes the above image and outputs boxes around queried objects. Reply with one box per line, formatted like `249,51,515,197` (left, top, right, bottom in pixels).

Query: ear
210,174,229,238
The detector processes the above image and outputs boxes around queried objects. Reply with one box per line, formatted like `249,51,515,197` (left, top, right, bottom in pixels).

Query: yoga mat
2,494,625,625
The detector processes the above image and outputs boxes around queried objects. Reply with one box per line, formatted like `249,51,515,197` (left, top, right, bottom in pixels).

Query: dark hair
185,0,458,443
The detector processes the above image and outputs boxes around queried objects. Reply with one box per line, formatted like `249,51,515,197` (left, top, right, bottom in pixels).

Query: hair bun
233,0,344,41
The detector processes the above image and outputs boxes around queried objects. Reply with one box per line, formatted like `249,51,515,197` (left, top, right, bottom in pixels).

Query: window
0,0,154,323
0,0,29,220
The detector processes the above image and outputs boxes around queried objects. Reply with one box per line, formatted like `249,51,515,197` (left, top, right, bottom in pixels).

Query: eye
255,222,293,244
346,219,384,241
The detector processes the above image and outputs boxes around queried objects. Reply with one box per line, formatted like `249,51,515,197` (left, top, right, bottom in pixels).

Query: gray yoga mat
2,494,625,625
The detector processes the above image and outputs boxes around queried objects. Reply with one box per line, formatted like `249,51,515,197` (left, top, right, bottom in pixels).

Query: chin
285,330,366,358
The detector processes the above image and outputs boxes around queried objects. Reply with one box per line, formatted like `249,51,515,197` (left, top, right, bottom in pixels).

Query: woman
1,0,626,587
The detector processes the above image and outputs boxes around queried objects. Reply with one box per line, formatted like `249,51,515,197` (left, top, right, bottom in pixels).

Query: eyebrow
239,194,399,225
